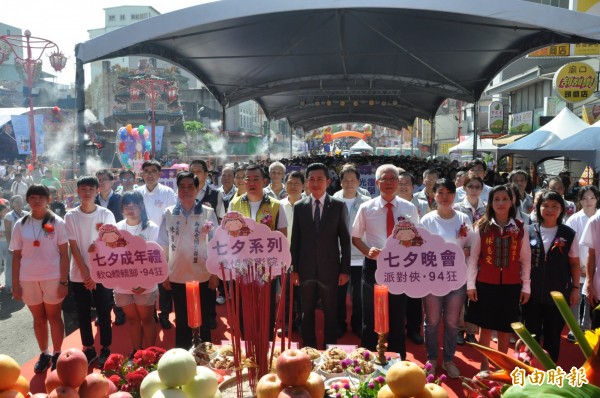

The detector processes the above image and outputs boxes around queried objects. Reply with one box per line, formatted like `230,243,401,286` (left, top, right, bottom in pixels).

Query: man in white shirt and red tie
352,164,420,359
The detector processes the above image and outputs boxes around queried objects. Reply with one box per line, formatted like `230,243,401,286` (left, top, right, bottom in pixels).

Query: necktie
385,202,394,237
314,199,321,229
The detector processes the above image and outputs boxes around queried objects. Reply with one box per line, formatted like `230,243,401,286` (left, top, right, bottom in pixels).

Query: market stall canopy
496,108,589,163
349,139,373,153
532,119,600,171
75,0,600,131
448,135,497,153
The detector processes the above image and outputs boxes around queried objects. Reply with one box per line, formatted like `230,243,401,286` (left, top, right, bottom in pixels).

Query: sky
2,0,214,85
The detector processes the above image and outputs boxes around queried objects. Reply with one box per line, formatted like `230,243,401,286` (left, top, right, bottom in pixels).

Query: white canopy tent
533,119,600,171
349,139,373,153
448,135,497,153
497,108,588,163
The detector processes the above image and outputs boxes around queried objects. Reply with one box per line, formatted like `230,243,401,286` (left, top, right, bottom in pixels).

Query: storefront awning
493,134,527,146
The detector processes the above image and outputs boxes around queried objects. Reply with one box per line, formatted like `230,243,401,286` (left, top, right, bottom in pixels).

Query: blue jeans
423,285,466,363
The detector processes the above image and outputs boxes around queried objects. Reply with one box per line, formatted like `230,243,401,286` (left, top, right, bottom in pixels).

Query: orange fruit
0,354,21,390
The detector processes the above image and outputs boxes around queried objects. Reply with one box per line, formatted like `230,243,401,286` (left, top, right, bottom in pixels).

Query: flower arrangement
102,346,166,398
327,354,446,398
551,237,567,254
260,213,272,226
202,221,214,234
457,222,469,238
503,224,520,237
462,291,600,397
43,223,55,238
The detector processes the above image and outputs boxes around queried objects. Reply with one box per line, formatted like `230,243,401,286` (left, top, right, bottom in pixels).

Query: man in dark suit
95,169,125,325
291,163,351,348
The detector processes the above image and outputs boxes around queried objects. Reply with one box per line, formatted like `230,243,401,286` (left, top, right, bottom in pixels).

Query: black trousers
282,274,301,329
349,265,363,334
361,258,407,359
522,300,566,362
171,281,212,349
72,282,113,348
300,278,338,348
158,283,173,317
406,297,423,334
337,282,349,331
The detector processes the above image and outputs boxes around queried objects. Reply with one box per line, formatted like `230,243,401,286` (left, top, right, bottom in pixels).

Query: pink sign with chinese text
376,220,466,298
89,225,168,290
206,212,290,280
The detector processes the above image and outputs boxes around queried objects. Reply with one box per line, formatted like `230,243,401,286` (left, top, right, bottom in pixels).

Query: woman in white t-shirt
565,185,599,335
115,191,159,355
11,184,69,373
4,194,28,293
420,178,473,379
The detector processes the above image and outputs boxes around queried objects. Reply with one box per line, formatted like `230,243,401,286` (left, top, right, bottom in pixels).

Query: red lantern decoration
119,142,126,152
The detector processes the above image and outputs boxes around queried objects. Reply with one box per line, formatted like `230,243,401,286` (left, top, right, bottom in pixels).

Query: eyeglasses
466,185,482,190
121,178,133,182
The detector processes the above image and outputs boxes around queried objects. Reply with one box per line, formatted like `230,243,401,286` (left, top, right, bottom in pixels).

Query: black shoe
457,331,465,346
210,319,217,329
51,353,60,371
34,353,52,373
407,331,424,345
159,315,172,329
338,325,346,338
84,347,98,365
98,347,111,369
114,307,126,325
465,333,478,344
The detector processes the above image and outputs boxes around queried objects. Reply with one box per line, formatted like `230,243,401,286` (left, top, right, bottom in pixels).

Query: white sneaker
442,361,460,378
425,360,437,376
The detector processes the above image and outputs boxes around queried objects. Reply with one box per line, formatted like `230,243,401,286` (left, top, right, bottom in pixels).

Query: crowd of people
0,153,597,382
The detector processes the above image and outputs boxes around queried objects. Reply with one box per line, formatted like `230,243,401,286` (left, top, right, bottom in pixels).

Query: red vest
476,219,525,285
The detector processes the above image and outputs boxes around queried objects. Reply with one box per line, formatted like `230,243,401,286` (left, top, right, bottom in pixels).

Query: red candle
186,280,202,328
374,285,389,334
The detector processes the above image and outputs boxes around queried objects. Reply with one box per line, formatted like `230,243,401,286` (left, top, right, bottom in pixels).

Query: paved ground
0,287,79,366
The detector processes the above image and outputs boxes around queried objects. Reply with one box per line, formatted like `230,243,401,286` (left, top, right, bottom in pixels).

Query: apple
79,373,109,398
276,349,312,387
301,372,324,398
48,386,80,398
140,371,168,398
109,393,134,398
256,373,284,398
56,349,88,388
182,366,218,398
386,361,426,398
278,386,311,398
107,379,118,396
0,391,25,398
157,348,197,388
45,370,63,394
151,389,187,398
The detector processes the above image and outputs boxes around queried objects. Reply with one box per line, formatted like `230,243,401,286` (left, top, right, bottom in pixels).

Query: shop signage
553,62,597,103
488,101,504,134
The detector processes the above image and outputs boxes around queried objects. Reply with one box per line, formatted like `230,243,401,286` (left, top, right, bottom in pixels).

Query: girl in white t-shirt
114,191,159,355
11,184,69,373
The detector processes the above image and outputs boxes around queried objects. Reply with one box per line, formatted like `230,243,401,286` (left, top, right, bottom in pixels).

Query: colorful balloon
144,130,150,139
120,130,127,140
138,125,145,133
121,153,128,162
126,124,133,133
145,141,152,150
143,151,150,160
118,142,125,152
